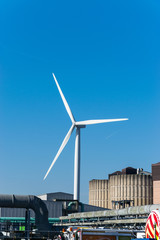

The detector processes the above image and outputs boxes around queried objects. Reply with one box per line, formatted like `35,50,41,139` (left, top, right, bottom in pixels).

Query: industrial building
152,162,160,204
0,192,109,238
89,167,153,209
0,192,107,219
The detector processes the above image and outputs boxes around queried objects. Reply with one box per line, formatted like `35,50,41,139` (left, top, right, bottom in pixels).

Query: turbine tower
44,73,128,201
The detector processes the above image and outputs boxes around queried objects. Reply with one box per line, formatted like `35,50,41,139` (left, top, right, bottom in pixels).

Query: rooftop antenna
44,73,128,201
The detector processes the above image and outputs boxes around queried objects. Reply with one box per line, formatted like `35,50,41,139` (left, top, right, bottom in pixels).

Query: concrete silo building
89,179,109,208
89,167,153,209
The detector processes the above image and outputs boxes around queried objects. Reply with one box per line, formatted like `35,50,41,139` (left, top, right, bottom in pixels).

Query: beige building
89,179,109,208
152,162,160,204
89,167,153,209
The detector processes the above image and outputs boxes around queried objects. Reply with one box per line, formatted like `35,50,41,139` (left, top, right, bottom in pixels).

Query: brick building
152,162,160,204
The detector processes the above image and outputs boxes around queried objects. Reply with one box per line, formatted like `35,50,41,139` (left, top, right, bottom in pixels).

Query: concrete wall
109,174,153,209
152,163,160,204
89,179,109,208
153,181,160,204
89,174,153,209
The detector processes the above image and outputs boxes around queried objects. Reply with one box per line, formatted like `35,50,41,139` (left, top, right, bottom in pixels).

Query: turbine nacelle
75,124,86,129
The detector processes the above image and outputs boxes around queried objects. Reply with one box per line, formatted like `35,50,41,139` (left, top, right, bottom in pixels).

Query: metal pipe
0,194,51,231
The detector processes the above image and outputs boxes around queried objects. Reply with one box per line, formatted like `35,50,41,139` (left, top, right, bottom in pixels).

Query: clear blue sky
0,0,160,203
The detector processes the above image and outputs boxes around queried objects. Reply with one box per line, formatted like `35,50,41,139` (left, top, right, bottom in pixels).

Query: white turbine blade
43,124,75,180
52,73,75,123
76,118,128,125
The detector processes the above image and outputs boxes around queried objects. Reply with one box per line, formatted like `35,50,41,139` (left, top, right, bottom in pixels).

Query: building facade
0,192,108,219
152,162,160,204
89,167,153,209
89,179,109,208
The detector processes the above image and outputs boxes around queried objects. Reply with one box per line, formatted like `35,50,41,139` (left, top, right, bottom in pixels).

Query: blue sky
0,0,160,203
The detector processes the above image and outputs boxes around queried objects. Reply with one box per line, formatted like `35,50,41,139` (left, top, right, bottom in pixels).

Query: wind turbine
44,73,128,201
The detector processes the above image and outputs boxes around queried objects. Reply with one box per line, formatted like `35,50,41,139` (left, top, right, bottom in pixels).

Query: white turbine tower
44,73,128,201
